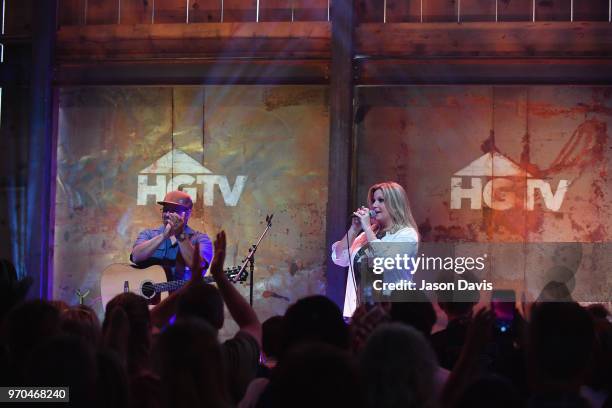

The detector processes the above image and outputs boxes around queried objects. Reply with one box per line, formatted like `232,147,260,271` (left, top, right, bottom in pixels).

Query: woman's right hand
352,206,373,233
349,213,363,236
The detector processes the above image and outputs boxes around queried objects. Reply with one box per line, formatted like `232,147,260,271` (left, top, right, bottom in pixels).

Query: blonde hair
368,181,419,234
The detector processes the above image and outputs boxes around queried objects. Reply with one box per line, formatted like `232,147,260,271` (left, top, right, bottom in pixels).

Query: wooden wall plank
223,0,257,21
56,20,611,60
189,0,222,22
121,0,153,24
498,0,533,21
461,0,496,21
386,0,420,22
5,0,33,34
293,0,328,21
56,22,330,60
260,0,292,21
86,0,119,24
356,22,612,57
355,0,383,23
58,0,86,27
574,0,609,20
154,0,187,23
55,59,330,84
535,0,570,20
423,0,457,22
356,58,612,84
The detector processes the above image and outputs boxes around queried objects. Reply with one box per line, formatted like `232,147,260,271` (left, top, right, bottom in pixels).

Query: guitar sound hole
141,282,156,299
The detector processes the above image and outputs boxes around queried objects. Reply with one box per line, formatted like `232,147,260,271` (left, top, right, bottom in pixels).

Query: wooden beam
325,0,354,309
356,22,612,57
356,58,612,84
54,59,329,84
56,21,612,61
56,22,331,60
28,0,57,299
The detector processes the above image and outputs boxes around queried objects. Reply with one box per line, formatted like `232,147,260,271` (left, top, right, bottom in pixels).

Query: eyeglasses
161,207,190,214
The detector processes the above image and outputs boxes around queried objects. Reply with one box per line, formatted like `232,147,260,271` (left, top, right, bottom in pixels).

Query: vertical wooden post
325,0,354,310
27,0,57,298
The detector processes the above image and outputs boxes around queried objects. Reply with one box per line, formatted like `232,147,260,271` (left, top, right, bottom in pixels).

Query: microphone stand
236,214,273,306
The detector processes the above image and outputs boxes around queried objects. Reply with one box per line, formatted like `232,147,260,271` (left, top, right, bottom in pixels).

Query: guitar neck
152,270,237,294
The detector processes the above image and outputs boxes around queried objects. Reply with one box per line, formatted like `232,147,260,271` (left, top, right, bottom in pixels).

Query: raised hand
440,307,495,407
189,241,204,284
208,230,261,345
210,231,227,280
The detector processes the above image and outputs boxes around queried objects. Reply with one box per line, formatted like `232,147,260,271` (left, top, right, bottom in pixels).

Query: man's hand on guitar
211,231,227,281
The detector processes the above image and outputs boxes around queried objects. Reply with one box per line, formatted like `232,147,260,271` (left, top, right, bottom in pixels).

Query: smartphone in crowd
491,289,516,334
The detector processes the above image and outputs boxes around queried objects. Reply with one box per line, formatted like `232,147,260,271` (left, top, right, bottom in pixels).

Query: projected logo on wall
450,152,570,211
137,149,248,207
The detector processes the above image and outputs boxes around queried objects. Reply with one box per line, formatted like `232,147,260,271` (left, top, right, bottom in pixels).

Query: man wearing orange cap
130,190,213,281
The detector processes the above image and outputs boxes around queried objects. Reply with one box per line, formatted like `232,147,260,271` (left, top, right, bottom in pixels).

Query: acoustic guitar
100,264,246,309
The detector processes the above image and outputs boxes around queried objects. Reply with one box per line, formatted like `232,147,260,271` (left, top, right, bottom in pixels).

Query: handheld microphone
350,209,377,219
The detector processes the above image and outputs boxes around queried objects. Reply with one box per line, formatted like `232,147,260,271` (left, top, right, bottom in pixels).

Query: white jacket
331,226,419,318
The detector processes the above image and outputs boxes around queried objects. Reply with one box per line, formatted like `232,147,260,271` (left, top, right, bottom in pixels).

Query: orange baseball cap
157,190,193,209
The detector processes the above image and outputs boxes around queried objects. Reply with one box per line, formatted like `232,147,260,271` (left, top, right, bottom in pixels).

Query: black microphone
350,209,377,219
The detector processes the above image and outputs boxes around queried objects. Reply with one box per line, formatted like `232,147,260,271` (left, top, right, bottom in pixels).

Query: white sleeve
331,241,350,267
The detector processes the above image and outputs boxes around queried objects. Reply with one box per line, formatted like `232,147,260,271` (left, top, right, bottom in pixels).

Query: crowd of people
0,231,610,408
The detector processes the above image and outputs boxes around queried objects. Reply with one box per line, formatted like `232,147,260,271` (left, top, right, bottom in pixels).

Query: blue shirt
131,225,213,281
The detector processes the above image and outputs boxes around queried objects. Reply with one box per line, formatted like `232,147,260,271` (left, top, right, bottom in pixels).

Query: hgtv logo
450,152,570,211
137,149,247,207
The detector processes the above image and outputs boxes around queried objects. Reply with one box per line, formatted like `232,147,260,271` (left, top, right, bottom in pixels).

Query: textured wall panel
355,86,611,302
54,86,330,328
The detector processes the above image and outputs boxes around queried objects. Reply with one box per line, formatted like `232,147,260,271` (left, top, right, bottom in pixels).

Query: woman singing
331,181,419,319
